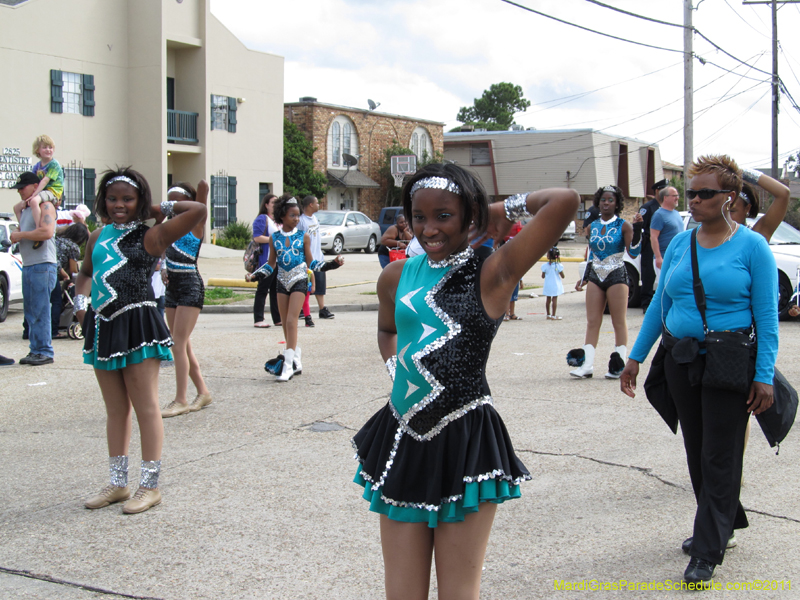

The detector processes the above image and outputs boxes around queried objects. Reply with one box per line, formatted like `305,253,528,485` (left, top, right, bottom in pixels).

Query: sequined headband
739,191,751,204
602,185,617,193
106,175,140,190
167,186,191,198
410,177,462,198
285,197,298,205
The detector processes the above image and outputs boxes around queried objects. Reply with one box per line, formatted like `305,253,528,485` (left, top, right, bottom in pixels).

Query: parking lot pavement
0,290,798,599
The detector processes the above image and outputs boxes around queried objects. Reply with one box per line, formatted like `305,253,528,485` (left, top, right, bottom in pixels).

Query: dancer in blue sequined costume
568,185,642,380
159,181,213,418
353,163,579,599
75,168,206,514
247,194,343,381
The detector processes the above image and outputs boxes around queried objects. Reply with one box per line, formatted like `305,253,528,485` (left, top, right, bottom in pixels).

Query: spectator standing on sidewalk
252,193,280,328
10,172,57,365
650,185,683,284
298,195,338,322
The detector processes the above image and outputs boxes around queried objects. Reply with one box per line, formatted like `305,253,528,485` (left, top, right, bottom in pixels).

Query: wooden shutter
50,70,63,113
83,168,96,206
228,176,237,222
81,74,95,117
227,96,237,133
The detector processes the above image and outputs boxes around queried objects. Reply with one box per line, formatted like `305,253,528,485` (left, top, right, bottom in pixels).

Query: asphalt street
0,248,798,599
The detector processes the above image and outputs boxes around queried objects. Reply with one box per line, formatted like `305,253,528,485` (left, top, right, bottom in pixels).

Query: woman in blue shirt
620,155,778,588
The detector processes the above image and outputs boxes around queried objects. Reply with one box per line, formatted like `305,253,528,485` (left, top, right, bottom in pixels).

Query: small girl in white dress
541,246,565,319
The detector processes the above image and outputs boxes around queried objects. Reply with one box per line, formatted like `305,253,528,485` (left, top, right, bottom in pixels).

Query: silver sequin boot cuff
139,460,161,489
109,455,129,488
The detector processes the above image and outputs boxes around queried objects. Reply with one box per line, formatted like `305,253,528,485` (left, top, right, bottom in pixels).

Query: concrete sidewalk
1,284,798,599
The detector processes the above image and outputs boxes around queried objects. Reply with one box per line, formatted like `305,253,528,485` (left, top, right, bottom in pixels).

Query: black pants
253,271,281,325
640,244,655,308
665,352,750,565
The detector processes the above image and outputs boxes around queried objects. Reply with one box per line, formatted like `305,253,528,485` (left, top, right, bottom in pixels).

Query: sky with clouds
211,0,800,170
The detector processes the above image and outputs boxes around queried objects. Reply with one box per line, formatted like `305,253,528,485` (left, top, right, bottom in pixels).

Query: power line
497,0,684,54
723,0,771,38
583,0,684,28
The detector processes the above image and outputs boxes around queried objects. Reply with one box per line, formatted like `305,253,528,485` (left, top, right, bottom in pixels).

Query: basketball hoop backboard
391,155,417,188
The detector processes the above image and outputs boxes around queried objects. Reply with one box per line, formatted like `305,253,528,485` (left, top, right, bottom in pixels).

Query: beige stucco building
444,128,664,220
0,0,284,236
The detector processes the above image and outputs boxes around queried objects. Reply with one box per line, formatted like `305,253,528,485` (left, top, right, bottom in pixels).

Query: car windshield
317,211,345,226
756,220,800,245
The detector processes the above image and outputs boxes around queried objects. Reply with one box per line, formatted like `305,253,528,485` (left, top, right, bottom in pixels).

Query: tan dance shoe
84,485,130,509
161,401,190,418
188,393,213,412
122,488,162,514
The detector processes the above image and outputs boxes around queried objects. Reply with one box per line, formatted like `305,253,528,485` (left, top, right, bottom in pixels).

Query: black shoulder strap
690,228,709,335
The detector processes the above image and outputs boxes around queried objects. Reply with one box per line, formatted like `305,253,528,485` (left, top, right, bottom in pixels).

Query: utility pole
743,0,800,177
684,0,693,207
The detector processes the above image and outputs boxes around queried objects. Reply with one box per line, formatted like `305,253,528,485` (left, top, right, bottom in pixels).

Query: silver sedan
317,210,381,254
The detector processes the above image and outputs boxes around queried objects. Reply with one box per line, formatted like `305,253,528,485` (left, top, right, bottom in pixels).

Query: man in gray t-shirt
10,172,58,365
650,186,683,282
299,196,335,320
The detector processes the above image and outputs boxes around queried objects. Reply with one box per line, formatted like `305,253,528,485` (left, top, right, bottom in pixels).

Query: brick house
284,98,444,220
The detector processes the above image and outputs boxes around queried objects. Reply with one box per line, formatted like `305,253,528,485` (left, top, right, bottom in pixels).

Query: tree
456,82,531,130
283,118,328,199
378,141,443,207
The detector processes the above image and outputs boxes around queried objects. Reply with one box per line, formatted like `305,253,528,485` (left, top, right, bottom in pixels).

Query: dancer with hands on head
159,180,213,418
352,163,579,600
75,168,206,514
247,194,343,382
568,185,642,379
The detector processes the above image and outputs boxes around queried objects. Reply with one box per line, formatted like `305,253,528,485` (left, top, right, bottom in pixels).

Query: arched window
332,122,341,167
328,116,359,169
410,127,432,162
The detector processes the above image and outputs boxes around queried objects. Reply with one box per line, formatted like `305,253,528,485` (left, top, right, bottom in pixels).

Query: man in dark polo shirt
639,179,666,312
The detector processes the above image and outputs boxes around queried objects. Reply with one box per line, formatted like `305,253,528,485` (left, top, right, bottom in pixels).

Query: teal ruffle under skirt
84,344,172,371
355,465,522,528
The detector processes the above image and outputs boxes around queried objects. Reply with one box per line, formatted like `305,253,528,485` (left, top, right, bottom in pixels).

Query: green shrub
216,220,252,250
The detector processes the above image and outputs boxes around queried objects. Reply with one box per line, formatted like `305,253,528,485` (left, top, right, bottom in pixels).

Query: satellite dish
368,99,380,111
342,153,358,167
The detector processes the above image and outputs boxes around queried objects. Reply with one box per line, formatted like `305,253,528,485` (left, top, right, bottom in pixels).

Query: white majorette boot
293,347,302,376
569,344,595,378
277,348,295,382
605,345,627,379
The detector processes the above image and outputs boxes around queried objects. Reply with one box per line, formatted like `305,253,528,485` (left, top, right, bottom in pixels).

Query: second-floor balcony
167,109,199,144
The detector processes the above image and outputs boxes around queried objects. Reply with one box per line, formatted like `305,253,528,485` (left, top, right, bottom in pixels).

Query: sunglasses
686,188,731,200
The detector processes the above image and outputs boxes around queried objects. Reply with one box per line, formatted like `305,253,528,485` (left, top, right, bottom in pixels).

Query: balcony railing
167,109,199,144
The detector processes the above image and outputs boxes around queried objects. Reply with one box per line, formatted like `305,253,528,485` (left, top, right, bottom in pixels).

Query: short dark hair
401,163,488,234
302,195,317,209
592,185,624,215
58,223,89,246
740,183,759,218
170,181,197,201
259,193,277,216
95,167,152,222
273,193,300,225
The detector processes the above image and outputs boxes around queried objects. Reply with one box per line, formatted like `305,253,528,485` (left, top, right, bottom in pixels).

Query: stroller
57,281,84,340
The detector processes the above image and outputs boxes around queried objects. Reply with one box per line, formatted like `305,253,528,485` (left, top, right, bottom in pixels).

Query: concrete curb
202,302,380,314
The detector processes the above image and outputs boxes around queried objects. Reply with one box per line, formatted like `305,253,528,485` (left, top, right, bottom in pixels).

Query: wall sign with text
0,148,32,188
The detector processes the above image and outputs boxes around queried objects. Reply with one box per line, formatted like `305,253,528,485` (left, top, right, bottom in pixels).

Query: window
210,175,237,228
211,95,237,132
259,182,271,201
332,122,341,167
470,143,491,166
50,70,95,116
410,127,432,162
346,213,357,226
355,213,370,225
328,116,358,168
61,167,96,210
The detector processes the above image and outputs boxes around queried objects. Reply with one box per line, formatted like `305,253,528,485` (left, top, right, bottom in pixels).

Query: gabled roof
0,0,29,6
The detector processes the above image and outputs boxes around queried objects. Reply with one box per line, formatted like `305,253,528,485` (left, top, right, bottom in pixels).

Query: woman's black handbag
755,367,798,451
690,228,755,394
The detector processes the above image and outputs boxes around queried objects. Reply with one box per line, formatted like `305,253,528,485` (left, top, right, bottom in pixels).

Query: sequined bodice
392,248,499,441
273,228,308,288
166,231,201,271
589,217,625,262
92,223,157,319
